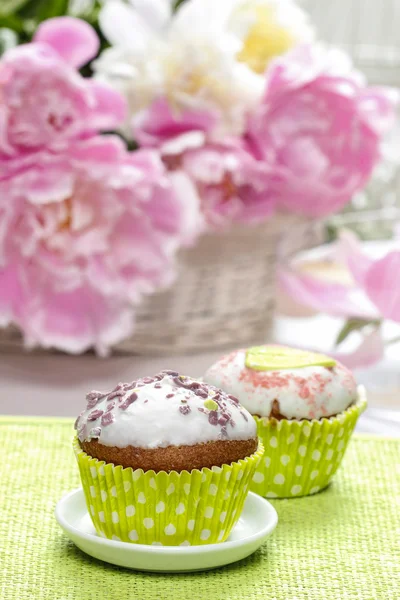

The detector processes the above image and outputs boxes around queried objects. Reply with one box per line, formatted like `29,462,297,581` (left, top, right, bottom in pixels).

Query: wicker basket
0,214,304,355
116,213,303,354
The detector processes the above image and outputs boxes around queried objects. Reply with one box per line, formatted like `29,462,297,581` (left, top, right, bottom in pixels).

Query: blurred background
0,0,399,434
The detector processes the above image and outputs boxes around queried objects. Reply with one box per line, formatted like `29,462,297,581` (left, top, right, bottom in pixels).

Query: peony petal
34,17,99,68
168,170,205,246
22,286,135,356
99,0,153,51
277,267,379,319
131,0,173,31
336,229,375,286
134,98,217,148
86,80,127,131
12,159,74,205
328,328,385,369
365,251,400,322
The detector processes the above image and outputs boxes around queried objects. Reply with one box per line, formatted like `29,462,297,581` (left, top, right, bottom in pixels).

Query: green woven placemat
1,418,399,600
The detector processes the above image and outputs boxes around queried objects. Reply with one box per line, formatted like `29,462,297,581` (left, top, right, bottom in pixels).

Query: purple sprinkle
208,411,219,426
230,419,236,428
119,391,138,410
179,405,191,415
78,424,86,438
87,409,104,421
124,380,137,390
154,383,162,389
86,391,106,409
198,407,206,413
218,414,230,426
105,400,116,412
166,393,175,399
89,427,101,439
218,427,228,440
101,412,114,426
161,370,179,376
86,391,105,402
143,377,154,384
173,376,201,390
154,374,164,381
144,399,148,404
241,411,248,422
108,389,125,401
136,382,145,387
194,389,208,398
228,394,239,405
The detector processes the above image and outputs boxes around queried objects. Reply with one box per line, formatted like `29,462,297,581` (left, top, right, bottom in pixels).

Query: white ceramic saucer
55,489,278,573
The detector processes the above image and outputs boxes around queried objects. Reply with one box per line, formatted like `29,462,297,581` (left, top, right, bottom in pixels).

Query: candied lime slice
245,345,336,371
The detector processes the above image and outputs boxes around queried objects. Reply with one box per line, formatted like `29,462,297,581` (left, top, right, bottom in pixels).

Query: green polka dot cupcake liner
250,389,367,499
74,439,263,546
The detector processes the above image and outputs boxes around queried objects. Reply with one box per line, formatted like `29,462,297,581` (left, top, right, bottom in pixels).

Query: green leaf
0,14,24,33
0,0,31,16
335,318,381,346
19,0,69,21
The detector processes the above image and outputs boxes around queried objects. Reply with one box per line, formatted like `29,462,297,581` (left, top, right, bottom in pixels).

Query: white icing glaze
203,349,358,420
76,372,256,449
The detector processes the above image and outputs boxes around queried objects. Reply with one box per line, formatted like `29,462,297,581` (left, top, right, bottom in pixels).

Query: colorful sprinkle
101,412,114,426
87,409,104,421
119,392,138,411
106,401,116,412
89,427,101,438
108,389,125,401
204,399,218,411
86,391,106,409
208,411,219,426
179,405,191,415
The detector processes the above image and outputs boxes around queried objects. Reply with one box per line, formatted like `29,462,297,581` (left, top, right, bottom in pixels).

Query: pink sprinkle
101,412,114,426
108,389,125,401
87,409,104,421
119,391,138,410
299,386,310,399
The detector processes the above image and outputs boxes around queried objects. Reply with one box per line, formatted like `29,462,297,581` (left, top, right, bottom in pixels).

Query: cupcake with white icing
74,371,262,545
204,346,367,498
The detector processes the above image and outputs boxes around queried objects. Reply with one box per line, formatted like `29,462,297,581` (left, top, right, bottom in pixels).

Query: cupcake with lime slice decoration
204,345,367,498
74,371,262,545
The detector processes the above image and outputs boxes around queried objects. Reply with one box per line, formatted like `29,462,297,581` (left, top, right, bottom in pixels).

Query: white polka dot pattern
77,439,263,545
249,394,366,498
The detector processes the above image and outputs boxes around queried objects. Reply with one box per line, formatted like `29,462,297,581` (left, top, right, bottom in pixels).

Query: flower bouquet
0,0,396,355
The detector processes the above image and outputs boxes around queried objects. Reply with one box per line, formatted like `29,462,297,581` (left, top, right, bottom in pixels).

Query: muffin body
74,371,262,544
204,345,367,498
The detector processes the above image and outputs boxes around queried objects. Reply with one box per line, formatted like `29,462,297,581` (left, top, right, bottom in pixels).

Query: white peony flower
95,0,314,138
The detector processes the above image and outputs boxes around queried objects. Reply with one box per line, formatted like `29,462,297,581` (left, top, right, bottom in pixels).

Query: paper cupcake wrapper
74,439,263,546
250,389,367,499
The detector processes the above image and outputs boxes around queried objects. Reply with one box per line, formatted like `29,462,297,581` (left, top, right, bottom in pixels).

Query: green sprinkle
204,399,218,411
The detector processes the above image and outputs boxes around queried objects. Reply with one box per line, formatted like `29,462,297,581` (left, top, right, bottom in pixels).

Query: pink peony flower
277,230,400,367
163,137,274,228
134,98,218,149
0,17,126,174
0,136,197,355
247,44,397,217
